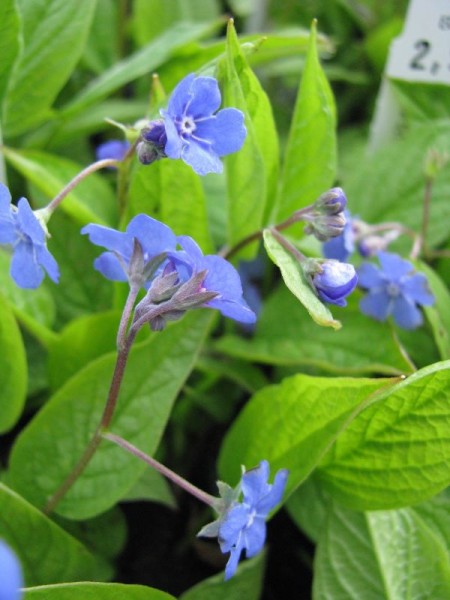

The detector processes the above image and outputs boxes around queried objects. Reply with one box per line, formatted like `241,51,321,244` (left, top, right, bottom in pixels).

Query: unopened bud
304,258,358,307
314,187,347,215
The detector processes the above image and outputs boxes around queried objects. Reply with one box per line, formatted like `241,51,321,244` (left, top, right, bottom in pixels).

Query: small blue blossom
358,252,434,329
311,260,358,307
0,540,23,600
95,139,130,162
170,236,256,324
81,214,177,288
199,461,288,580
322,209,355,261
0,183,59,289
161,73,247,175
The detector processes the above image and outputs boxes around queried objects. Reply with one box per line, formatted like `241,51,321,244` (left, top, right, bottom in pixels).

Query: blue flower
81,214,177,288
0,540,23,600
358,252,434,329
0,183,59,289
95,139,130,162
170,235,256,324
161,73,247,175
322,209,355,261
202,461,288,580
312,260,358,307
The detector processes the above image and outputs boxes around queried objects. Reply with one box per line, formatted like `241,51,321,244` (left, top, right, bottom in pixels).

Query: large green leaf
0,484,108,586
3,148,117,226
313,503,450,600
216,284,414,375
9,311,213,519
0,293,27,433
0,0,20,104
263,229,341,329
420,261,450,360
61,21,221,118
345,122,450,248
318,361,450,509
217,21,279,258
218,373,394,490
179,552,265,600
276,20,337,221
24,583,175,599
2,0,97,136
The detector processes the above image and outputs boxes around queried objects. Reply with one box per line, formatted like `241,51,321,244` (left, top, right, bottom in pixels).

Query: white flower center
386,282,401,297
180,116,196,135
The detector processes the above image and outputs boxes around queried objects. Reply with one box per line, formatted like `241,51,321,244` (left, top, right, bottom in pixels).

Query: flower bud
314,187,347,215
305,259,358,307
136,120,167,165
304,188,347,242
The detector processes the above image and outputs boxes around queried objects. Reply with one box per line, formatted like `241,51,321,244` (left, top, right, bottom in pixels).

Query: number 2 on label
410,39,431,70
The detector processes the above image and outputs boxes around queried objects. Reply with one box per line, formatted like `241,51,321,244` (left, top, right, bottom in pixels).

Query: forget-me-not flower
0,540,23,600
198,461,288,580
160,73,247,175
0,183,59,289
308,259,358,307
358,252,434,329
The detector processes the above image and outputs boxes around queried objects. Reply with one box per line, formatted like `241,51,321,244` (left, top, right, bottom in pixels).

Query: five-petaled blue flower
312,260,358,307
81,214,177,288
161,73,247,175
358,252,434,329
0,183,59,289
0,540,23,600
96,139,130,163
170,235,256,324
207,461,288,580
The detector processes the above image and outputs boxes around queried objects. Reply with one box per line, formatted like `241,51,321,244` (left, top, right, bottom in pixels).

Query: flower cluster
198,461,288,580
0,183,59,289
82,214,256,327
138,73,247,175
0,540,23,600
358,252,434,329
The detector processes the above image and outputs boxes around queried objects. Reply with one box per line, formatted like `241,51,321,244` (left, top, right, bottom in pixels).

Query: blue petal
0,183,12,215
161,110,183,159
16,198,45,244
392,295,423,329
181,139,223,175
187,76,221,118
167,73,195,117
359,289,392,321
81,223,133,258
224,544,243,581
219,504,250,552
378,252,413,281
357,262,384,289
208,297,257,324
96,139,130,162
94,252,128,281
10,241,45,289
127,214,177,257
401,273,435,306
194,108,246,156
177,235,204,263
0,215,17,245
242,516,266,558
36,244,59,283
241,461,270,506
256,469,289,515
0,541,23,600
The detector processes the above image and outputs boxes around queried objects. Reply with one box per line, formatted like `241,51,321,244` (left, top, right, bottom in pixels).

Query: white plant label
388,0,450,84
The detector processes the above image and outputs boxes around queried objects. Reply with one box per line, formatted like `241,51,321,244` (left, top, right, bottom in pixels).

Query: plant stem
269,226,307,262
43,314,138,515
46,159,120,214
102,432,217,507
419,176,433,258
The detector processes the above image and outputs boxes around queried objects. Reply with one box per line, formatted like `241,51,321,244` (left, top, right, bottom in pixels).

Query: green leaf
313,503,450,600
218,373,394,490
24,583,175,600
419,262,450,360
2,0,97,136
0,293,27,433
346,122,450,248
218,20,280,257
127,159,213,253
122,468,176,509
62,21,221,118
318,360,450,509
0,483,109,586
179,552,265,600
414,488,450,550
286,474,330,543
81,0,118,74
263,229,341,329
0,0,21,103
216,284,414,375
276,20,337,221
9,311,213,519
3,148,117,227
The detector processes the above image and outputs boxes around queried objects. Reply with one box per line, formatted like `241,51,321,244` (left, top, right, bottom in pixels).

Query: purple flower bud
141,120,167,146
314,187,347,215
304,188,347,242
312,260,358,307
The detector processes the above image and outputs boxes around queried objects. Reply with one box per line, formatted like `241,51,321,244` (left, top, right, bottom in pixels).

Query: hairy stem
103,432,217,507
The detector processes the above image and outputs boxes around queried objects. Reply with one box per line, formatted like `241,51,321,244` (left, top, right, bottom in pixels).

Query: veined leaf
24,583,175,600
0,0,21,104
